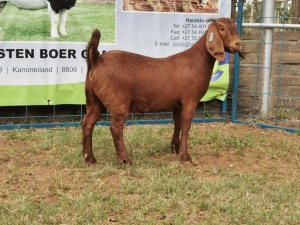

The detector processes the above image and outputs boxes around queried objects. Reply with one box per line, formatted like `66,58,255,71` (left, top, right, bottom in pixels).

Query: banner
0,0,231,106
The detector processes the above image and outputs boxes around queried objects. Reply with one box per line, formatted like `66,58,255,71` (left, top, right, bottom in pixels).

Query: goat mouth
237,51,247,60
229,46,246,60
229,45,240,52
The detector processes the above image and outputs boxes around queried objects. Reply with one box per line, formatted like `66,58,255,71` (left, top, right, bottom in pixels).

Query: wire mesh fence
0,100,227,129
231,0,300,133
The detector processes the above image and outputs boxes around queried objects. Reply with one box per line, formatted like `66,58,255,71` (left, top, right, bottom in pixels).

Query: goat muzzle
229,39,247,60
229,39,242,52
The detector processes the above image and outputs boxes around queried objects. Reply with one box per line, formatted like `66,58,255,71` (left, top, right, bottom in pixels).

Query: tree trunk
249,0,260,23
231,0,237,20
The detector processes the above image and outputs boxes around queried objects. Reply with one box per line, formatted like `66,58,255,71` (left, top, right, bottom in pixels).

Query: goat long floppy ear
206,24,225,61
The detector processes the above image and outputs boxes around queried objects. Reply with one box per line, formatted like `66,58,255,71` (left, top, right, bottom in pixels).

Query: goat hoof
51,33,59,39
180,154,192,163
119,157,132,164
85,158,97,165
171,144,180,154
84,155,97,165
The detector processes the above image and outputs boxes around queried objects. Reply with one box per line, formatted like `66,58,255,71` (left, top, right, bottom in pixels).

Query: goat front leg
47,4,59,38
171,108,181,154
110,115,132,164
179,104,197,162
59,9,68,36
50,14,59,38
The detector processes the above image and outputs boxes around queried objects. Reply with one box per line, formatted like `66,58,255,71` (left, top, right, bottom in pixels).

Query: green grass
0,123,299,224
0,3,115,42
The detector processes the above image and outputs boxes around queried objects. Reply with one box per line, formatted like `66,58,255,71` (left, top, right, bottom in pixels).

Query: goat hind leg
47,5,59,38
82,101,102,164
110,114,131,164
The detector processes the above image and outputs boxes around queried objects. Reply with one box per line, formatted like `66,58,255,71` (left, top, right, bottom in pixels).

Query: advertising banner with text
0,0,231,106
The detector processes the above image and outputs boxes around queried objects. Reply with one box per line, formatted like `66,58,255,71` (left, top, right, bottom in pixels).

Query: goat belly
129,98,180,113
8,0,47,10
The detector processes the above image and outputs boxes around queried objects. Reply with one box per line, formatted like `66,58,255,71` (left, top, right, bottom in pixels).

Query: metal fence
0,101,227,129
1,0,299,133
231,0,300,133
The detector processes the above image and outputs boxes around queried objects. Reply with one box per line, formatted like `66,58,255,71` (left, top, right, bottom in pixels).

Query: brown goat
82,18,243,164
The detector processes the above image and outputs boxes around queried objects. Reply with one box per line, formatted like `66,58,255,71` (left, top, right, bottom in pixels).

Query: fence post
261,0,275,116
231,0,244,121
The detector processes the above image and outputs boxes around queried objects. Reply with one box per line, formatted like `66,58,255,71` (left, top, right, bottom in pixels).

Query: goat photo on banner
122,0,219,13
0,0,232,106
0,0,76,38
0,0,110,41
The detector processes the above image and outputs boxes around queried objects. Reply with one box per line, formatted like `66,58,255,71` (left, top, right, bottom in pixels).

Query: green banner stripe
0,83,85,106
0,63,229,106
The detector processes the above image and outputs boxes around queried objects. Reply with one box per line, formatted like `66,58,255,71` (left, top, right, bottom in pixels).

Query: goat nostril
235,42,241,47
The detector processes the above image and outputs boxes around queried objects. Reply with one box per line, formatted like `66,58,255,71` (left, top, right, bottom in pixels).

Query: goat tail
86,29,101,71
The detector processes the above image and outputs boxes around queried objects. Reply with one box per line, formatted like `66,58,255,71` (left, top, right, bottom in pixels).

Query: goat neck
184,31,216,77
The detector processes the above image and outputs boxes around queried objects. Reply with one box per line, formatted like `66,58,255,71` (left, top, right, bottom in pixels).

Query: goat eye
219,27,225,31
